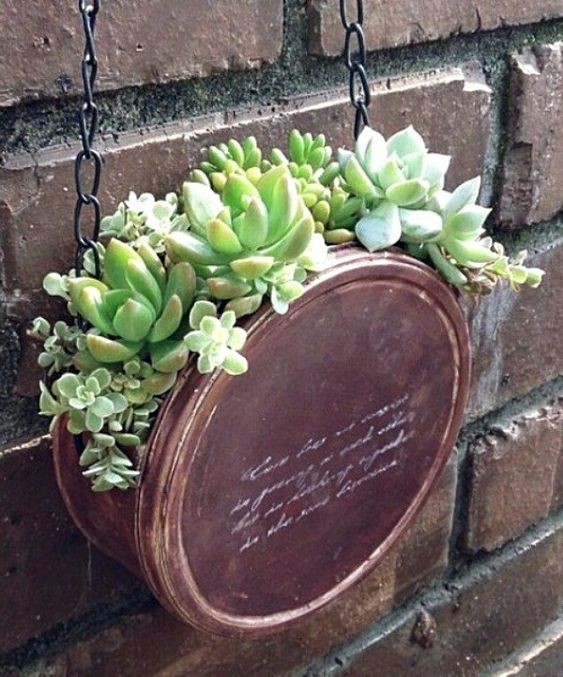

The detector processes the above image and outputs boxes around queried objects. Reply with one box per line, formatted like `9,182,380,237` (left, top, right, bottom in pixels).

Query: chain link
339,0,371,140
74,0,102,278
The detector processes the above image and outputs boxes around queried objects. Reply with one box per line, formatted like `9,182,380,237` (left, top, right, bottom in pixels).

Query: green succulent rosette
339,124,544,292
166,164,327,316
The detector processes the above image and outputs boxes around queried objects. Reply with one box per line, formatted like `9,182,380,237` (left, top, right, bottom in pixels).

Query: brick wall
0,1,562,674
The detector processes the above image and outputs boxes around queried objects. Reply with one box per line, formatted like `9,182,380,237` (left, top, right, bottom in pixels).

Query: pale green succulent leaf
385,179,430,207
355,203,402,252
189,300,218,329
182,182,223,234
227,326,247,351
444,177,481,219
386,126,426,158
222,350,248,376
399,209,443,242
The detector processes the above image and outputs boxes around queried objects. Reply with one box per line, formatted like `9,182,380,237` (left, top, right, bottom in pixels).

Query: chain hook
74,0,102,280
339,0,371,140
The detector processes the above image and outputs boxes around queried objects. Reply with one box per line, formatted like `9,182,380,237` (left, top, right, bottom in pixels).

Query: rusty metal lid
136,246,470,636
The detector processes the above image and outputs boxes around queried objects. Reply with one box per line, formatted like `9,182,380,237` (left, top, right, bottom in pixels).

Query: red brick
308,1,563,55
338,518,563,676
467,240,563,419
465,401,562,553
0,1,283,107
22,459,457,675
0,66,491,397
500,43,563,227
0,436,136,654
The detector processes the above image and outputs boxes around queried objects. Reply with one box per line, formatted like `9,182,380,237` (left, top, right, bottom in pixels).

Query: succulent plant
79,434,140,492
269,130,340,187
34,127,545,495
166,164,326,315
184,301,248,375
338,125,450,252
100,191,189,252
68,238,195,379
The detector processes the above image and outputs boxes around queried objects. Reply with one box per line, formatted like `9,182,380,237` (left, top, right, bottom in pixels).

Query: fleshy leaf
355,203,401,252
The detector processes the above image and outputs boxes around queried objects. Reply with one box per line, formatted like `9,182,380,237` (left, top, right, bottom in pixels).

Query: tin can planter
53,244,470,637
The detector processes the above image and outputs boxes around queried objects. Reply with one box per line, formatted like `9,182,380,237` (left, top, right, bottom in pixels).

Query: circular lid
137,246,470,636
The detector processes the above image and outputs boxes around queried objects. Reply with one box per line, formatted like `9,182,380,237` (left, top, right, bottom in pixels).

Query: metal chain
74,0,102,278
339,0,371,140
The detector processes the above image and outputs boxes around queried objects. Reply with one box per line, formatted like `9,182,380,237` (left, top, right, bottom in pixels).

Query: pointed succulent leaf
86,334,144,363
141,371,177,395
75,287,115,335
423,153,451,187
230,255,274,279
399,209,443,242
298,232,328,272
344,156,379,200
386,178,430,207
182,182,223,234
426,244,468,286
377,153,406,191
189,300,218,330
103,239,145,290
224,294,263,318
149,340,189,374
444,238,498,267
165,231,232,266
163,262,196,312
444,177,481,220
289,129,305,164
401,152,426,180
68,277,109,307
138,242,167,291
445,205,491,240
206,219,244,255
222,174,260,213
125,259,162,315
148,294,183,342
256,165,288,206
266,173,299,243
260,213,314,262
207,276,252,300
235,197,269,250
386,126,426,158
355,203,401,252
112,298,154,342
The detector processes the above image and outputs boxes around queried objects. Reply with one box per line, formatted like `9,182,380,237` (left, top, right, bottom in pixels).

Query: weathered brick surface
331,519,563,676
308,1,563,56
0,436,136,654
0,1,283,107
467,239,563,419
500,43,563,227
18,459,457,676
0,66,491,397
465,401,563,553
491,615,563,676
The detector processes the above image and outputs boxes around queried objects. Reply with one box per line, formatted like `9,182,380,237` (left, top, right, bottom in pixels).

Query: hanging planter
30,1,545,636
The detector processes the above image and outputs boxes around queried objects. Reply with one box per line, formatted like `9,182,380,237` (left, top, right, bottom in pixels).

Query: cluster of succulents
338,125,544,293
34,125,544,492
